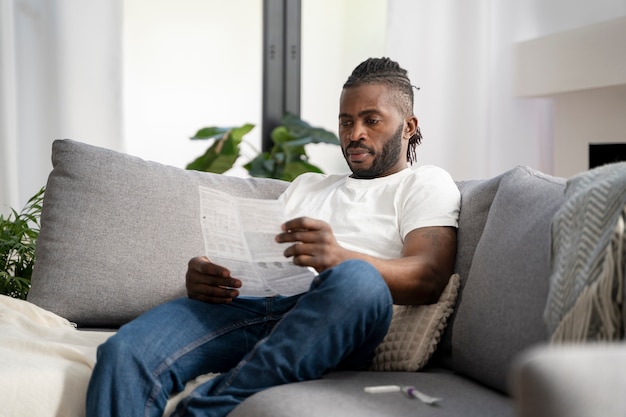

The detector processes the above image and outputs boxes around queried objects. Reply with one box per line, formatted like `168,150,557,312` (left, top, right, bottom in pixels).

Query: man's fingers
281,217,324,232
188,284,240,303
189,292,238,304
186,256,242,304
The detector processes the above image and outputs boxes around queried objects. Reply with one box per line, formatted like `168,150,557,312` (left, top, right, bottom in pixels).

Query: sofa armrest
510,343,626,417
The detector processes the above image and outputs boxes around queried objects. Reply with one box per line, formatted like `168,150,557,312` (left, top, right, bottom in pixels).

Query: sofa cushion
451,166,565,393
230,370,513,417
436,174,506,365
28,139,288,327
453,176,507,282
371,273,460,371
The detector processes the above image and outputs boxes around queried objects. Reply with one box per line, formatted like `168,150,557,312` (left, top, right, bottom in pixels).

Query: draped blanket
0,295,114,417
0,295,217,416
544,162,626,342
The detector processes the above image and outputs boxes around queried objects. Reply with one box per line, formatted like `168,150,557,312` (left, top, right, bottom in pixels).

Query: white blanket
0,295,219,417
0,295,114,417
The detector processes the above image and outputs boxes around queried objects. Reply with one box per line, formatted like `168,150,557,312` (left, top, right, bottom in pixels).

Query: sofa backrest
444,166,566,394
28,139,289,327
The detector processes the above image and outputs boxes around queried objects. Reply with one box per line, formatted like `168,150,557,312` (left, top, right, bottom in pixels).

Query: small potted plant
0,187,45,299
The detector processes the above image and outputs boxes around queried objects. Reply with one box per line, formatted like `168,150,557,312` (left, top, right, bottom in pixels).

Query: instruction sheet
198,186,315,296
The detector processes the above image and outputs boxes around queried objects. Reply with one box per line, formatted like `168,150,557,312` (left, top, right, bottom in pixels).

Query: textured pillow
28,139,289,328
371,273,460,371
452,166,565,393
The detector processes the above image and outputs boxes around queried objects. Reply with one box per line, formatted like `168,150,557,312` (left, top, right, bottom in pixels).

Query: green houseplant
0,187,45,299
186,113,339,181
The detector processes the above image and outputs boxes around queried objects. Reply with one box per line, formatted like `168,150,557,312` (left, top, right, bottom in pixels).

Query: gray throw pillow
28,140,288,328
436,174,506,366
451,166,565,393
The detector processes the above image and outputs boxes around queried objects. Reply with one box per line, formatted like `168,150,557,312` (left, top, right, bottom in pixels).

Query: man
86,57,460,417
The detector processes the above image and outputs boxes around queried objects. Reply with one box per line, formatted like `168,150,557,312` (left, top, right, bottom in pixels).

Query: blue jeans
86,259,393,417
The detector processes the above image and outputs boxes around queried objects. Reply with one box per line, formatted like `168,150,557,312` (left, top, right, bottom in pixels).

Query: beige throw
544,162,626,343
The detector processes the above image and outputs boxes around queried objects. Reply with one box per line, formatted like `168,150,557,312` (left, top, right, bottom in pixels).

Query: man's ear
404,116,419,139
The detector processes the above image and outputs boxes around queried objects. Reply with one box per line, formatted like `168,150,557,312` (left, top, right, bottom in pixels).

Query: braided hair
343,57,422,164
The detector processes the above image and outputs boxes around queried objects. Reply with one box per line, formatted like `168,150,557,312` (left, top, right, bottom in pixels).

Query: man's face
338,83,410,179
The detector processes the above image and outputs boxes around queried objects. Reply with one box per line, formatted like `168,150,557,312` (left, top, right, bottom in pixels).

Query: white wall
516,0,626,178
553,85,626,177
514,15,626,177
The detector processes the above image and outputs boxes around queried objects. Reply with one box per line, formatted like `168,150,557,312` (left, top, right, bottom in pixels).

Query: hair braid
343,57,422,164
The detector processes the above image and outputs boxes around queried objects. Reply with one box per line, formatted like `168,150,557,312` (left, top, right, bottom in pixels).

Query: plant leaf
186,137,240,173
191,126,232,140
229,123,255,142
186,124,254,174
244,153,274,178
270,126,293,145
0,186,44,299
281,161,323,181
281,112,339,145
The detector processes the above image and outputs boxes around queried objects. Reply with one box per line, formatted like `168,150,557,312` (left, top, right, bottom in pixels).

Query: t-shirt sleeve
399,166,461,239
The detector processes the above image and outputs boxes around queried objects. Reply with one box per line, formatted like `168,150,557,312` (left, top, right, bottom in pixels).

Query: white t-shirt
279,165,460,260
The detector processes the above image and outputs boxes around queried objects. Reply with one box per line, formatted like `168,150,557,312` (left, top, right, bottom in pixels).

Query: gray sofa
26,139,626,417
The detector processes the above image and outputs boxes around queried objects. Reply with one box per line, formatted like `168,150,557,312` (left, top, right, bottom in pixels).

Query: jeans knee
96,329,143,368
317,259,391,307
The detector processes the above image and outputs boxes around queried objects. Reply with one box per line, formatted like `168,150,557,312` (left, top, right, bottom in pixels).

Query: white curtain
0,0,122,215
386,0,555,181
386,0,626,180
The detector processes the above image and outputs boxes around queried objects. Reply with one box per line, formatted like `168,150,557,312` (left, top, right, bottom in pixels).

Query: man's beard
344,123,404,179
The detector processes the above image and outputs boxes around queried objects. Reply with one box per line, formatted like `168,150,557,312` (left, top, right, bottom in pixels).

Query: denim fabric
86,259,393,417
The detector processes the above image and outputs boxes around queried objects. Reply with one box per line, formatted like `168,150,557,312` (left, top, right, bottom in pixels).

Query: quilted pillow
371,273,460,371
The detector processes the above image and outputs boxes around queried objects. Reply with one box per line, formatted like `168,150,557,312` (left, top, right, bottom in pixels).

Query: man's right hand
186,256,242,304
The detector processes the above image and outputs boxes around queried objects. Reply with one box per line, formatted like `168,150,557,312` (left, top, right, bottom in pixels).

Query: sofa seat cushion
229,370,512,417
